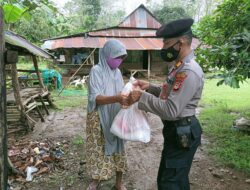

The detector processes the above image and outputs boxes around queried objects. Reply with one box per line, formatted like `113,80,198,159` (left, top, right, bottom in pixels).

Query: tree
64,0,101,32
147,0,191,24
1,0,57,28
13,8,71,43
153,6,190,24
195,0,250,88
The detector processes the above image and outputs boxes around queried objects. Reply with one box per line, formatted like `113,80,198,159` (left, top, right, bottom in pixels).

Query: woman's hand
133,80,150,90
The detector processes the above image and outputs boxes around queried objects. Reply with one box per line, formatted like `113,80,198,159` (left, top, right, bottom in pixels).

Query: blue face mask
160,41,181,62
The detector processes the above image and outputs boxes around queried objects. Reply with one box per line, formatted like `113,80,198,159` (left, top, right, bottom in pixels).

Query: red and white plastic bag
110,77,151,143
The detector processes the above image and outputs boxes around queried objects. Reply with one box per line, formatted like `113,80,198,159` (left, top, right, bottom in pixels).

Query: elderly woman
86,40,128,190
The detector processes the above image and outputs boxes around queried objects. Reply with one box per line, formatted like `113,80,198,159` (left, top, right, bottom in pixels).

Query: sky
52,0,162,14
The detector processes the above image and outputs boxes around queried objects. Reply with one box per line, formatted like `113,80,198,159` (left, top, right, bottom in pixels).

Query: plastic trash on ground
110,77,151,143
26,166,38,182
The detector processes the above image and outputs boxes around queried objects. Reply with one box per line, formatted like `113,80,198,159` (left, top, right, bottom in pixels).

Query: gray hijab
87,39,127,155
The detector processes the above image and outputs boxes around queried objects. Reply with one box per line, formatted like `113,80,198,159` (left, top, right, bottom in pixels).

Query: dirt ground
8,105,250,190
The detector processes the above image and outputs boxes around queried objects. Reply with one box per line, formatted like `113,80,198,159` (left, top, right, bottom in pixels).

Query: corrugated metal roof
42,37,200,51
5,31,52,59
88,28,157,37
118,4,161,29
43,4,162,41
41,4,200,51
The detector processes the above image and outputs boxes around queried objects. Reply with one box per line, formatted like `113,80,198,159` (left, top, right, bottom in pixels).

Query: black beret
156,18,194,38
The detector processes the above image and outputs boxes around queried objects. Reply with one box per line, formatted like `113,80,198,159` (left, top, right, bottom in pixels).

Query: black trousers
157,116,202,190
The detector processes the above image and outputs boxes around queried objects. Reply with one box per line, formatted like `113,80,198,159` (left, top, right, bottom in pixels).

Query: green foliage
64,0,101,32
199,78,250,173
1,0,57,24
153,6,190,24
13,8,66,43
3,3,30,23
195,0,250,88
72,135,84,146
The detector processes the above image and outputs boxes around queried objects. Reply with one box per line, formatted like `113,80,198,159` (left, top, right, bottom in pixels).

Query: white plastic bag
110,77,151,143
26,166,38,182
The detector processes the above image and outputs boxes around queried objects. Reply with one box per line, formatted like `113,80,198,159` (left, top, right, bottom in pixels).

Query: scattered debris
8,139,69,182
208,167,213,172
212,171,223,179
26,166,38,181
232,175,237,180
233,117,250,132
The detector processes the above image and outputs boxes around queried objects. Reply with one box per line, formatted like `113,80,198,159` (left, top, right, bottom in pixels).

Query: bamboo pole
58,48,96,96
0,8,8,190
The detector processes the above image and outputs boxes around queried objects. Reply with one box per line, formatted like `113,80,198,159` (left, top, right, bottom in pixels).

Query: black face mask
160,41,181,62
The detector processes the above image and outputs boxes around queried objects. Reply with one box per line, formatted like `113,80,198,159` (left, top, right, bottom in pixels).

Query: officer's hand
133,80,150,90
128,90,142,105
117,94,130,106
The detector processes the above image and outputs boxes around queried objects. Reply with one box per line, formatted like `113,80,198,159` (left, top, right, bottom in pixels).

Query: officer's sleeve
147,83,161,97
138,71,200,120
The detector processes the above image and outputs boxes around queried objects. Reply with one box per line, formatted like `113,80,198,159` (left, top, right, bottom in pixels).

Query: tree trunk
0,8,8,190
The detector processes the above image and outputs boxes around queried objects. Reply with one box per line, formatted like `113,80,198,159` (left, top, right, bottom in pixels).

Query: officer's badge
167,52,173,58
173,72,187,92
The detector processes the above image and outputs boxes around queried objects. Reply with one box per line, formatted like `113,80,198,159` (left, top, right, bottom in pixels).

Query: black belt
163,115,196,127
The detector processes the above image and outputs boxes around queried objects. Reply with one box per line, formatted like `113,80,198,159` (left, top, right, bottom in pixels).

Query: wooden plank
38,95,49,115
5,69,37,73
0,8,8,190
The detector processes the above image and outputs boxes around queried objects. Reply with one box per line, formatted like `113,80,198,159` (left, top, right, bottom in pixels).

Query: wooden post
11,64,31,130
32,55,46,90
148,50,151,79
0,8,8,190
11,64,24,111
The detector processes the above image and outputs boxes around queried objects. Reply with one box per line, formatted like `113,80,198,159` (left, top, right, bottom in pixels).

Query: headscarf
87,39,127,155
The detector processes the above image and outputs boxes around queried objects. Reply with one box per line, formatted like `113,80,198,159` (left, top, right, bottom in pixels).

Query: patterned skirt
85,110,127,181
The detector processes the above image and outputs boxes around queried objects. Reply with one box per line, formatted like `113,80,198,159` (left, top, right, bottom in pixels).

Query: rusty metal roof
41,4,200,51
88,28,157,37
43,4,162,41
5,31,52,59
42,37,200,50
118,4,161,29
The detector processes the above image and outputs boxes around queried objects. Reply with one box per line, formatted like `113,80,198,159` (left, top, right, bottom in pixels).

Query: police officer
128,18,204,190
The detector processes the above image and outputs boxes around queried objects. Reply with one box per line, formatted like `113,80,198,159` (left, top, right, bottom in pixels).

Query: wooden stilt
32,55,46,90
148,50,151,79
11,64,32,131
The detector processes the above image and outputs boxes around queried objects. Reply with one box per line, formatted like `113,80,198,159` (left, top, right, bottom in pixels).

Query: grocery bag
110,77,151,143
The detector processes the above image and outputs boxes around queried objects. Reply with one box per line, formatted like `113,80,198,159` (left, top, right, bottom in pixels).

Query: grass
51,89,88,110
199,78,250,174
17,60,49,70
72,135,84,146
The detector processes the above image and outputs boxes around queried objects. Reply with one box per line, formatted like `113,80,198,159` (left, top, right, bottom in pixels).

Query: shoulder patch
173,72,187,92
176,72,187,78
